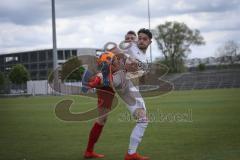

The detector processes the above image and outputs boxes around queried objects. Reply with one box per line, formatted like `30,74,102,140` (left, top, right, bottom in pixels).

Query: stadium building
0,48,99,80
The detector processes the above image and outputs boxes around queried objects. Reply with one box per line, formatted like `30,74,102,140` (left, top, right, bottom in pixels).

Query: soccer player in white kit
125,30,137,43
113,28,152,160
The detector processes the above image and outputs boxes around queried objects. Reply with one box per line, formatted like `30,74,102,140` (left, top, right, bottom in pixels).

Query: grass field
0,88,240,160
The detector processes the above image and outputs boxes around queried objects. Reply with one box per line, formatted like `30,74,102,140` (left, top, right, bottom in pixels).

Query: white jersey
126,42,148,63
111,42,148,115
124,42,149,79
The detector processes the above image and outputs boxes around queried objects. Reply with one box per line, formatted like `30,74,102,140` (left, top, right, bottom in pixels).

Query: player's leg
84,107,110,158
122,81,149,160
84,87,114,159
125,107,150,160
112,69,150,159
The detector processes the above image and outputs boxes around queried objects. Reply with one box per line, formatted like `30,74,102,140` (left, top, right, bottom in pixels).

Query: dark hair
126,30,136,36
138,28,152,39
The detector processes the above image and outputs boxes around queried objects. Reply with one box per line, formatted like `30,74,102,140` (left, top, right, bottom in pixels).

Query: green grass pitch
0,88,240,160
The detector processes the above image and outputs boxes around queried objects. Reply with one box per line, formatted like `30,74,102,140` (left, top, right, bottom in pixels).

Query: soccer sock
128,122,148,155
86,122,104,152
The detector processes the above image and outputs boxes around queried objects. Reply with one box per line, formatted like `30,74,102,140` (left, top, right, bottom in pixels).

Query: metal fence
0,83,27,95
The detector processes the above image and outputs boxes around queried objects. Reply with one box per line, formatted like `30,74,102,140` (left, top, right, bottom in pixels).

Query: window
39,52,46,61
30,52,37,62
58,50,64,60
21,53,28,62
39,63,47,69
65,50,71,59
5,56,19,63
48,62,53,68
0,57,4,63
30,64,38,70
0,67,4,72
40,70,47,77
72,50,77,57
30,71,38,80
47,51,53,60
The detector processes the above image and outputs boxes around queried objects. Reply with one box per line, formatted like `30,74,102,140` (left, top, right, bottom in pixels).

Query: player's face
137,33,151,51
125,34,137,42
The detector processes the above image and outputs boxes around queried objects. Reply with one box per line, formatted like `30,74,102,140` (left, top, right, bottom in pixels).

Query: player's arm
88,72,103,88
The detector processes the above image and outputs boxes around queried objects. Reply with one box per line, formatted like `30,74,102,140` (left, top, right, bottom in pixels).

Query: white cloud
0,0,240,59
0,21,52,53
173,0,196,11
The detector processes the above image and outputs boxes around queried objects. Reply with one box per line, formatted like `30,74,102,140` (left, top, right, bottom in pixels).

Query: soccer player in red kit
83,31,137,159
83,52,118,159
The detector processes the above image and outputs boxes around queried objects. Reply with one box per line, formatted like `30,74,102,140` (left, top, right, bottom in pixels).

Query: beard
137,44,147,51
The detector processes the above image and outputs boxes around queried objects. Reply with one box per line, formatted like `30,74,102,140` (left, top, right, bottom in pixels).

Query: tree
0,71,5,86
198,63,206,71
0,71,6,93
9,64,29,84
216,40,240,64
153,21,205,72
61,57,85,82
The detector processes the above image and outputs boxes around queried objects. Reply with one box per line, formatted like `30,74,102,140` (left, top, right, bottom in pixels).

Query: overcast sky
0,0,239,59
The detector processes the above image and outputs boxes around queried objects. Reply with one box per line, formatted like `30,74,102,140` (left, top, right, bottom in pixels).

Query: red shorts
97,87,115,109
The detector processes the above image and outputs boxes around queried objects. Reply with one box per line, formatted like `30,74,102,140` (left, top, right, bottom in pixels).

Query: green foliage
153,21,205,73
198,63,206,71
0,89,240,159
0,71,5,93
0,71,5,86
61,57,85,82
9,64,29,84
158,58,186,73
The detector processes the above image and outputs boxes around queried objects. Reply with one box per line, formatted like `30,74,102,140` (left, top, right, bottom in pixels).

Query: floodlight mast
51,0,58,92
147,0,152,63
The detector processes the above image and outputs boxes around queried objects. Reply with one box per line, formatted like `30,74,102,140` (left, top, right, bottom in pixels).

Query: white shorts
127,98,146,115
112,70,146,115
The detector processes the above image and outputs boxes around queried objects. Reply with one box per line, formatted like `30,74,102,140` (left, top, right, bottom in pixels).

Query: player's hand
125,58,138,72
88,74,102,88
